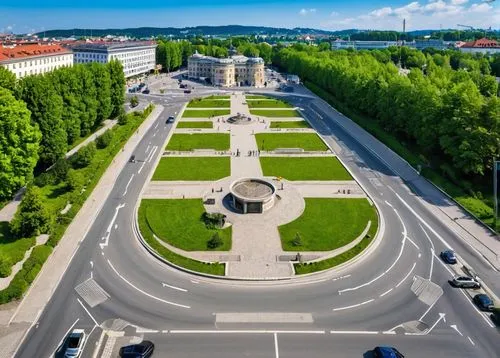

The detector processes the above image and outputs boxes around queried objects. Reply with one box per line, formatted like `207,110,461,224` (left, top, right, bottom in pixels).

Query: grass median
250,109,301,118
182,109,230,118
153,157,230,181
176,121,214,129
260,157,351,181
279,198,376,251
138,200,225,276
255,133,328,151
166,133,230,151
247,100,293,108
269,121,310,129
187,99,230,108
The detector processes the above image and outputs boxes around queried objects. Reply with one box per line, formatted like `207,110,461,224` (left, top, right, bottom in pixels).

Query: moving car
440,249,457,264
129,155,136,163
166,116,175,124
373,346,404,358
64,329,85,357
119,340,155,358
473,293,494,311
450,276,481,289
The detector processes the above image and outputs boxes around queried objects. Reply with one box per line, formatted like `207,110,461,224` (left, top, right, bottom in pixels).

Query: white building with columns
71,41,157,78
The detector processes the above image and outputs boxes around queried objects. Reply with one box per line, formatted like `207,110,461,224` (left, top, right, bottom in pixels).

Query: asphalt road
15,85,500,358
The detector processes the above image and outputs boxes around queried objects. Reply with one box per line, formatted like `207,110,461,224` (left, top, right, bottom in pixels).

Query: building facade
188,52,265,87
71,42,157,78
458,38,499,54
332,40,399,50
0,44,73,79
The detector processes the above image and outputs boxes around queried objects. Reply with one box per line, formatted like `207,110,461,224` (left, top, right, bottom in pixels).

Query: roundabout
14,90,500,358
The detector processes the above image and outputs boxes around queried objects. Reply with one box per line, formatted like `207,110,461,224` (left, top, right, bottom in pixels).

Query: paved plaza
142,93,370,278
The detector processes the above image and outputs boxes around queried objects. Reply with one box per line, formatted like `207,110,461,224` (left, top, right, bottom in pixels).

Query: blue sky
1,0,498,34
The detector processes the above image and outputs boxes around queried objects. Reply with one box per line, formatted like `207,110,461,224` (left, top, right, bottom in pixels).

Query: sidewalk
0,105,164,358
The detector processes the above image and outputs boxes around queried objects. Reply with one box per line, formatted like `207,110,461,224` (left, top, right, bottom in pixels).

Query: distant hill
37,25,359,38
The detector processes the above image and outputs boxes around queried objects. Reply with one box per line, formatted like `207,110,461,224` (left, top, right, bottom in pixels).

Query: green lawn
260,157,351,180
187,99,230,108
294,209,379,274
0,222,35,278
138,201,225,275
176,121,213,129
182,109,230,118
245,95,270,99
153,157,230,181
247,100,293,108
204,95,230,99
166,133,230,151
250,109,301,118
140,199,232,251
255,133,328,151
269,121,310,129
279,198,376,251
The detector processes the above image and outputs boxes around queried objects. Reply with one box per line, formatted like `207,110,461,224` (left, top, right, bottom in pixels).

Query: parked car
184,89,191,94
64,329,85,357
473,294,494,311
179,83,187,89
373,346,404,358
142,88,150,94
119,340,155,358
491,307,500,325
166,116,175,124
440,249,457,264
450,276,481,289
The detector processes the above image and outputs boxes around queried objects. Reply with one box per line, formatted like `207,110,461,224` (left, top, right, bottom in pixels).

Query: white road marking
168,330,325,334
330,330,379,334
274,333,279,358
90,261,93,269
450,324,463,336
138,160,147,174
145,144,151,154
100,203,125,250
467,336,475,346
332,274,351,282
50,318,80,357
406,236,420,251
162,282,188,292
190,280,200,284
379,288,393,297
406,313,445,336
138,146,158,174
154,122,159,129
123,174,134,196
419,294,441,321
77,298,99,326
136,328,159,333
382,331,396,335
332,299,374,311
457,288,495,328
395,261,417,288
107,260,190,309
419,224,436,279
147,146,158,163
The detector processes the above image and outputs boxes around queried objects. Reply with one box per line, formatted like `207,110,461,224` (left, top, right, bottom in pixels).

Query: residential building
332,40,398,50
188,52,265,87
0,43,73,79
414,39,448,50
458,38,499,54
71,41,157,78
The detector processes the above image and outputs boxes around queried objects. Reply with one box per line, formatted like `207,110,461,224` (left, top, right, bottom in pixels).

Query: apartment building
71,41,157,78
0,43,73,79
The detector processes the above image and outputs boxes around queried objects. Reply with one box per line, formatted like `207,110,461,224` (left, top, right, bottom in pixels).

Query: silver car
64,329,86,357
451,276,480,289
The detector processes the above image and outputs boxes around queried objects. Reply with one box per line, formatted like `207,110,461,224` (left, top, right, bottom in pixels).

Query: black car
129,155,136,163
166,116,175,124
142,88,150,94
373,346,404,358
473,294,494,311
184,89,191,94
119,340,154,358
440,249,457,264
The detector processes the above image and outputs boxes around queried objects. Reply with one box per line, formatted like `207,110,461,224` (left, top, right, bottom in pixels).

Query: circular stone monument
227,112,253,125
229,178,276,214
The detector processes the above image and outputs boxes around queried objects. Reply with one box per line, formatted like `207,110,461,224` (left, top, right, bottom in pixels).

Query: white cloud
319,0,500,31
330,11,340,17
299,8,317,16
469,3,492,13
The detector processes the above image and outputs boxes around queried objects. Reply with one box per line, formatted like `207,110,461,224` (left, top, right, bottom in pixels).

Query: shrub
0,255,12,278
292,232,302,247
96,130,113,149
207,232,223,249
72,142,97,168
52,158,70,183
130,95,139,108
34,172,55,187
201,212,226,229
118,108,128,125
10,186,51,238
66,168,85,192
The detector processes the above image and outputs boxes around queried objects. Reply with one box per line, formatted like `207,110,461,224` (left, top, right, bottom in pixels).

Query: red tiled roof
461,38,499,48
0,44,71,62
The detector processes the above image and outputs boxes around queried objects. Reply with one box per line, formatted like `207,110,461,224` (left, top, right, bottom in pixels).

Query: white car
64,329,86,357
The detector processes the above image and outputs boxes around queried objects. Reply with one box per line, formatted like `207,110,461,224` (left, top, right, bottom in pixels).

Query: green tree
0,67,16,90
108,60,125,118
72,142,96,168
207,232,223,249
130,95,139,108
95,130,113,149
89,63,113,125
0,88,41,199
16,75,66,168
66,168,85,192
10,186,51,237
